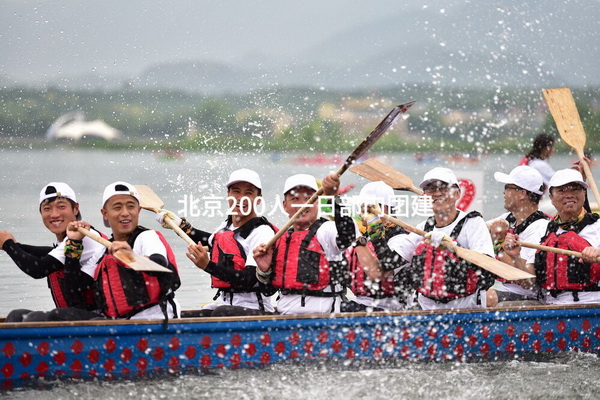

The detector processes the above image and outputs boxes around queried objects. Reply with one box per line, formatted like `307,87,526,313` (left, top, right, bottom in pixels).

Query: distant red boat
293,153,344,165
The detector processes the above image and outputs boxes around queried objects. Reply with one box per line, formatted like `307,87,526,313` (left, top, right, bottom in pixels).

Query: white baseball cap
102,181,140,206
39,182,77,205
226,168,262,190
359,181,395,208
494,166,544,195
419,167,460,189
549,169,588,190
283,174,319,194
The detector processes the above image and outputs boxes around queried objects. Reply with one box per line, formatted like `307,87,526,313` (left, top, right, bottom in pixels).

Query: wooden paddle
520,241,600,262
543,88,600,204
350,158,423,195
264,101,416,250
135,184,196,246
371,210,534,281
77,227,172,273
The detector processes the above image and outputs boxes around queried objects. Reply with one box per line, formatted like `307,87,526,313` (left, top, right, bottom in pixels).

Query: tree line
0,86,598,154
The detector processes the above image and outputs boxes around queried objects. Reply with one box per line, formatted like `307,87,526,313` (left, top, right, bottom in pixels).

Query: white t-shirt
387,211,494,310
527,218,600,305
202,220,276,312
48,228,106,277
488,212,549,296
276,219,360,315
89,229,180,319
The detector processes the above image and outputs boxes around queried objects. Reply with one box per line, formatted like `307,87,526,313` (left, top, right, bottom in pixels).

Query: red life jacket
412,211,494,302
271,219,344,295
47,226,107,309
346,241,396,297
210,217,277,290
94,227,180,319
534,214,600,293
495,211,549,283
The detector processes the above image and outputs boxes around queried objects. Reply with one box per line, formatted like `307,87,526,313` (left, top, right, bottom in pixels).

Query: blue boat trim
1,304,599,389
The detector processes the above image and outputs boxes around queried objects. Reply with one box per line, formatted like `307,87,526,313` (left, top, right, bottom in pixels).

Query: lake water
1,147,598,398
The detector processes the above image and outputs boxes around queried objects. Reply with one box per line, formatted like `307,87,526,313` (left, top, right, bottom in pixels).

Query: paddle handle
164,216,196,246
378,214,426,236
520,240,600,262
78,227,111,248
378,213,459,252
578,155,600,208
378,213,535,280
143,206,197,246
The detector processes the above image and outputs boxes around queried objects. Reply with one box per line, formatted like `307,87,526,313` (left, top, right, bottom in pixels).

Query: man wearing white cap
160,169,278,316
387,167,495,310
72,181,181,320
503,168,600,305
342,181,412,312
486,166,550,305
253,173,357,314
0,182,106,322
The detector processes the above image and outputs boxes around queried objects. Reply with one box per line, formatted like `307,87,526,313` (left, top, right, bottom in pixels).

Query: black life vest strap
213,288,266,311
102,226,148,257
506,211,550,235
280,288,345,298
300,218,327,248
116,290,175,321
219,216,274,239
544,213,600,239
420,289,480,304
423,211,481,239
158,292,177,329
546,285,600,299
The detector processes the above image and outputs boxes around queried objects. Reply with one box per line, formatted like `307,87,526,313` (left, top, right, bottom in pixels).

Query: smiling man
0,182,105,322
387,167,495,310
159,169,278,316
503,168,600,305
84,181,181,320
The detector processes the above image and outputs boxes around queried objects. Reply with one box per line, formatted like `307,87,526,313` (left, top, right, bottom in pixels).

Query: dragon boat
1,303,599,389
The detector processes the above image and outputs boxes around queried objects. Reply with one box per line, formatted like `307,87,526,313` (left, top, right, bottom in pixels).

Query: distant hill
6,0,599,93
299,0,600,88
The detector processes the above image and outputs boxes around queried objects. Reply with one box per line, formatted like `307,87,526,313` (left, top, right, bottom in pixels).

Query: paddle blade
342,101,415,169
77,227,172,273
453,247,534,281
350,158,423,195
543,88,586,154
135,184,165,212
114,249,173,273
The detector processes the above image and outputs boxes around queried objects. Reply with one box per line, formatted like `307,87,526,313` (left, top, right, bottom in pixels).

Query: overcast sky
1,0,598,87
0,0,425,81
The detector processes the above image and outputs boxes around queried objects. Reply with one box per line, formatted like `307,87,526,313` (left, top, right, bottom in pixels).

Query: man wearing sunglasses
387,167,495,310
487,166,550,306
502,168,600,305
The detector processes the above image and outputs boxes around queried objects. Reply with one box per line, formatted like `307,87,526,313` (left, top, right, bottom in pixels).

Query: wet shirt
388,210,494,261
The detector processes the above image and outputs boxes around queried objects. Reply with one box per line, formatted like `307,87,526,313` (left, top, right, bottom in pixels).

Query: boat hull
1,304,599,389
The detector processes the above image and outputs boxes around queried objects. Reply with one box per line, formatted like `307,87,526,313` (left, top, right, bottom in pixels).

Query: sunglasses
423,184,451,194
